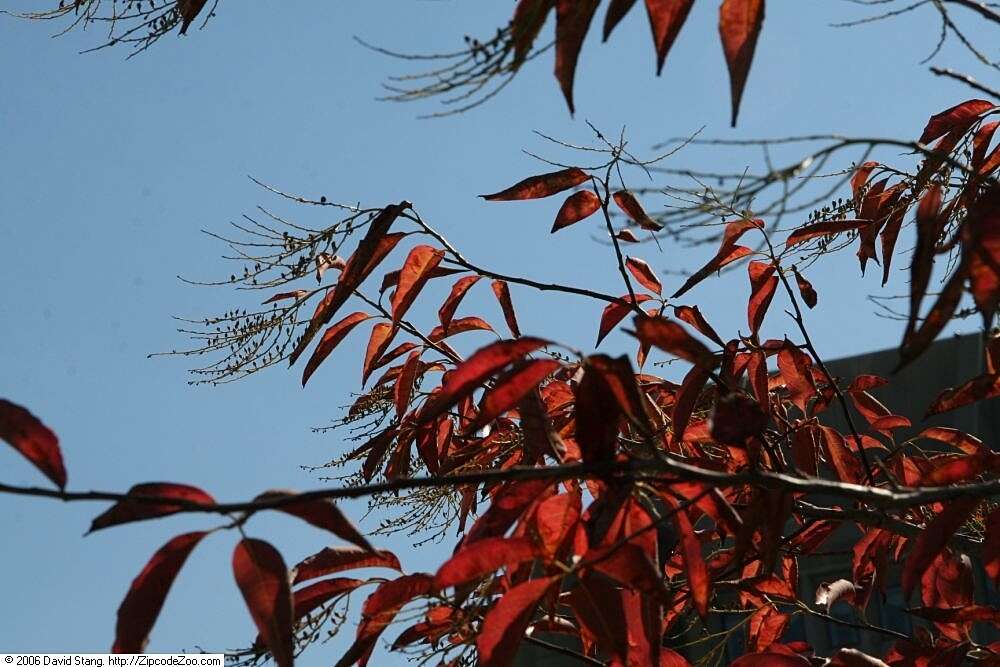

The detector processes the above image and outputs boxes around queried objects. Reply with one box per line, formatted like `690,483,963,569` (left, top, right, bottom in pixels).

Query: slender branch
929,66,1000,99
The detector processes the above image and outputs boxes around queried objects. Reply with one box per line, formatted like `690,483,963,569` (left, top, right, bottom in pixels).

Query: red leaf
293,548,401,585
616,228,641,242
672,218,762,297
301,312,372,386
851,161,880,204
481,167,589,201
747,606,789,653
534,492,580,555
429,316,496,342
919,427,983,454
0,399,67,489
418,338,549,424
289,204,408,365
631,315,718,368
901,497,981,597
336,574,434,667
512,0,555,64
784,219,870,248
747,260,778,336
626,256,663,294
973,120,1000,171
390,245,445,322
898,263,967,370
113,532,207,653
673,305,725,347
262,290,308,304
927,372,1000,416
379,266,463,294
554,0,600,114
394,350,422,420
718,0,764,127
293,578,364,620
89,483,214,533
964,188,1000,319
612,190,663,230
597,294,654,346
465,479,552,545
732,656,809,667
792,267,817,308
905,184,943,336
918,99,996,145
478,577,558,667
362,323,397,385
909,605,1000,624
818,427,861,484
232,539,294,667
551,189,602,232
587,354,654,437
491,280,522,337
672,365,711,443
673,505,710,617
777,343,816,414
255,490,373,551
468,359,561,432
645,0,695,74
434,537,538,589
438,275,481,329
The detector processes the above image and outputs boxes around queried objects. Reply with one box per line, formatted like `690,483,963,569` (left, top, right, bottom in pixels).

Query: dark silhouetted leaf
293,548,401,585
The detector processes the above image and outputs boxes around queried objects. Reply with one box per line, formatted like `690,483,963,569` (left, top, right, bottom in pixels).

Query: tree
4,1,1000,666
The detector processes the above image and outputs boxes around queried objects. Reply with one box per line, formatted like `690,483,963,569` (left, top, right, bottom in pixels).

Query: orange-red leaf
468,359,561,432
438,275,481,329
301,312,372,386
336,574,434,667
478,577,558,667
747,260,778,336
465,479,553,545
481,167,589,200
89,483,214,533
434,537,538,589
630,315,718,369
612,190,663,230
626,256,663,294
429,316,496,341
777,343,816,414
597,294,654,346
491,280,522,337
362,323,397,385
233,539,294,667
390,245,445,322
113,532,207,653
673,305,725,347
394,350,422,420
673,505,710,617
551,189,602,232
672,218,761,297
293,548,401,585
0,399,66,489
419,338,549,424
926,372,1000,417
255,490,372,551
645,0,695,74
718,0,764,127
554,0,600,114
918,99,996,144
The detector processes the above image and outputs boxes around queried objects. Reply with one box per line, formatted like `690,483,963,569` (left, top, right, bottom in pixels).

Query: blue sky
0,1,997,663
